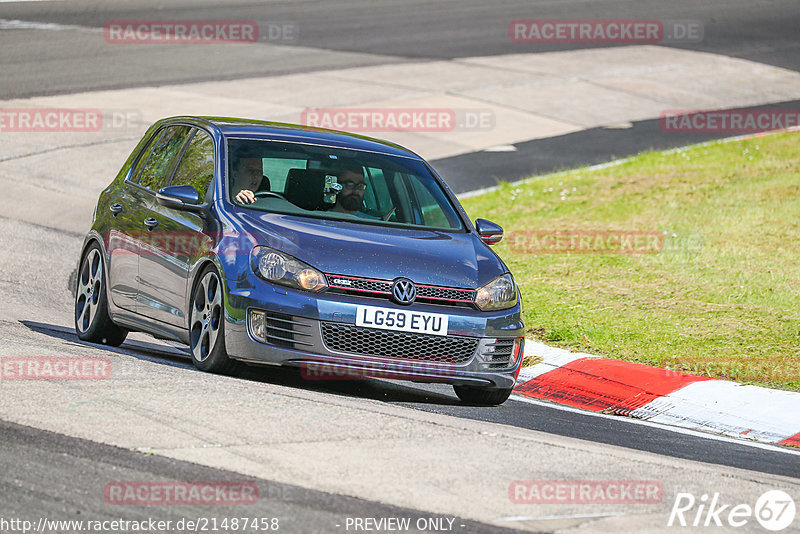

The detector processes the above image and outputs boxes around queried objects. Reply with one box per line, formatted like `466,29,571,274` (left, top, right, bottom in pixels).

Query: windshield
226,138,465,231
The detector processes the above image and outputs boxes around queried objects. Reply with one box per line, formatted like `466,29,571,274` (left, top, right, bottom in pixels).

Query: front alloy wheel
189,266,238,374
74,243,127,346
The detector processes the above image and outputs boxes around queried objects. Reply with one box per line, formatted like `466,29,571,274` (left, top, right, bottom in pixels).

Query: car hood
235,212,506,289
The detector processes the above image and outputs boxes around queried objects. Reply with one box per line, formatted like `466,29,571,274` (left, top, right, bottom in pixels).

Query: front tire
189,266,239,374
453,385,513,406
74,243,128,346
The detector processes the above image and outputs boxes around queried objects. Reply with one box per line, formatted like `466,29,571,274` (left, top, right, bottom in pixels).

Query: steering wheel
253,191,286,200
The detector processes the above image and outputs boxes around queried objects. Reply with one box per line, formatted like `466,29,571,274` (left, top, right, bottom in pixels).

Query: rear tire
453,385,513,406
74,243,128,346
189,266,239,374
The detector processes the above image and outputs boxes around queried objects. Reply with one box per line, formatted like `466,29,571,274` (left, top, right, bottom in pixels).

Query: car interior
227,140,463,230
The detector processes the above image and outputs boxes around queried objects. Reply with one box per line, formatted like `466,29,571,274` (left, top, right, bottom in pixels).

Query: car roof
161,116,423,160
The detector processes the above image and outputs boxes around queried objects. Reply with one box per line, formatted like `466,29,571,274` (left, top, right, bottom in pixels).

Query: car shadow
21,320,194,367
20,320,461,406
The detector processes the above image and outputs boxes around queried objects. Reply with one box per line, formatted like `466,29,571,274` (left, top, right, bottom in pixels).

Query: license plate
355,305,449,336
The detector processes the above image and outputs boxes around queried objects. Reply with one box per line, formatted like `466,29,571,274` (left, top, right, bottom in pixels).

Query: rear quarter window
136,125,192,191
169,129,215,202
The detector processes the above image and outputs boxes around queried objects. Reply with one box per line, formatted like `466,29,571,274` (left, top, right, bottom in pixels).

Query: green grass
460,131,800,391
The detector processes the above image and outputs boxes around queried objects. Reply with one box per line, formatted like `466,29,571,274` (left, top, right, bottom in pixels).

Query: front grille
327,275,392,295
326,274,476,307
321,322,479,364
482,338,516,369
416,285,474,302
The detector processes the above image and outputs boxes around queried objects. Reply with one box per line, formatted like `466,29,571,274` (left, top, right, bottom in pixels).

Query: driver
231,152,270,204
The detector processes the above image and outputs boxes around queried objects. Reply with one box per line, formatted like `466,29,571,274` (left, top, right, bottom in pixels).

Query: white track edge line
509,394,800,456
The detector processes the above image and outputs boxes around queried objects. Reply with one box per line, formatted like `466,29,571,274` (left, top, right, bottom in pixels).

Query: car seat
285,168,339,210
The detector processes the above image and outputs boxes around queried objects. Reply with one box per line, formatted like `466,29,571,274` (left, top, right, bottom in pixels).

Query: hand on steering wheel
253,191,286,200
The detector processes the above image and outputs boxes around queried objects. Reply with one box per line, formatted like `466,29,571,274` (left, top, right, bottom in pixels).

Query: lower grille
253,312,313,348
321,322,478,364
482,338,516,369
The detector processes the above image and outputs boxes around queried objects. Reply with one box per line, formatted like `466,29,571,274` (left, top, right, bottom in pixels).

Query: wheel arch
186,255,229,326
75,232,108,295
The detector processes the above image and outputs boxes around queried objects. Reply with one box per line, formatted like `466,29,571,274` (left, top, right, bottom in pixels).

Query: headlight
475,273,518,311
250,246,328,292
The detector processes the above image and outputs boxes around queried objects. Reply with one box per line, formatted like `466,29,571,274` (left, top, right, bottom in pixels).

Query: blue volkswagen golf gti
74,116,525,405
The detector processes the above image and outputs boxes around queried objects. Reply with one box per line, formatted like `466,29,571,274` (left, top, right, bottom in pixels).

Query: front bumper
223,278,525,390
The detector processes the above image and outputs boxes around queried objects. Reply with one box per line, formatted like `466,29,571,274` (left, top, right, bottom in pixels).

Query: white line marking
632,380,800,443
496,512,625,522
484,145,518,152
509,394,800,456
0,18,97,32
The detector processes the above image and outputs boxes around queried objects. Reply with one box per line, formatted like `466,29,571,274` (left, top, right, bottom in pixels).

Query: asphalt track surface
3,1,799,190
2,0,800,530
24,321,800,481
2,0,800,96
2,419,521,534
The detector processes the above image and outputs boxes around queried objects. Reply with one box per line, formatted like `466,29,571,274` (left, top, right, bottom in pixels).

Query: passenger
328,161,378,219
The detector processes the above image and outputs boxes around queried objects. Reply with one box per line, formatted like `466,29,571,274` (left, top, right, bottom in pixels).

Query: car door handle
110,203,123,215
143,217,159,231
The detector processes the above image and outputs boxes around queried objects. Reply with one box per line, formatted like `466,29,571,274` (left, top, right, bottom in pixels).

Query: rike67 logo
668,490,796,531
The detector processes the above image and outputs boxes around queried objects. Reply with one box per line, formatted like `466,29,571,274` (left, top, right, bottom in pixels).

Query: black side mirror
156,185,204,213
475,219,503,245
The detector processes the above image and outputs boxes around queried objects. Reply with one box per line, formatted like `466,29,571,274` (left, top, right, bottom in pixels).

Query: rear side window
129,134,158,184
136,125,192,191
261,158,307,193
170,129,215,202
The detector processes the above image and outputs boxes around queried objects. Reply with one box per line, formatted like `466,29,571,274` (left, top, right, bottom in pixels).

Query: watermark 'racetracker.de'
661,109,800,133
108,230,258,258
508,230,663,254
507,230,703,255
301,108,495,132
104,481,259,506
104,20,297,44
0,357,111,380
510,19,702,43
0,108,142,133
510,480,663,504
300,360,459,381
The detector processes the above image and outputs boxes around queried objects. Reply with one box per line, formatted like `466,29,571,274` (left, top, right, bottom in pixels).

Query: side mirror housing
156,185,204,213
475,218,503,245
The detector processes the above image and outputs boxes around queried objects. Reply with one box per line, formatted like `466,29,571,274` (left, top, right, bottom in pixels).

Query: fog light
249,309,266,342
479,338,498,362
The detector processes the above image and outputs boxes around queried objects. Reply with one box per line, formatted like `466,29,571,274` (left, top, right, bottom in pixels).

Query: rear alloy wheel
189,266,238,374
74,243,128,346
453,385,513,406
